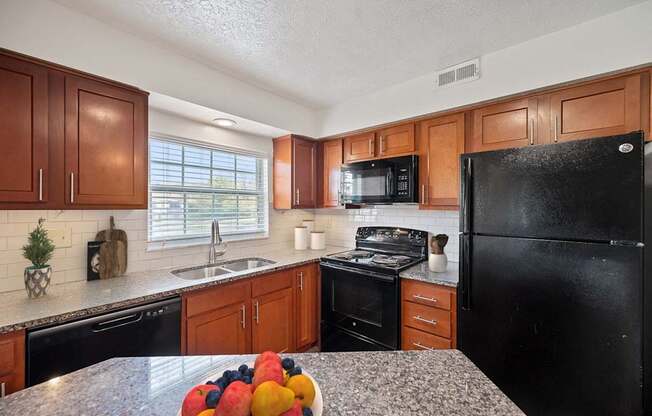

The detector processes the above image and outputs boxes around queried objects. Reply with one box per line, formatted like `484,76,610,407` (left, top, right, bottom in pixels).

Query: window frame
147,133,269,249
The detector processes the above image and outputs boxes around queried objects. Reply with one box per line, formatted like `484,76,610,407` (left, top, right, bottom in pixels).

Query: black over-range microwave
340,155,418,204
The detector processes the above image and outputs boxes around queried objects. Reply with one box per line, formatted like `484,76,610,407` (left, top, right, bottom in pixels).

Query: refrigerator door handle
461,158,473,234
460,234,472,310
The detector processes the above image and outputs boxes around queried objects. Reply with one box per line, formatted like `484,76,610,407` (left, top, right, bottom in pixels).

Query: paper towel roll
302,220,315,233
294,226,309,250
310,231,326,250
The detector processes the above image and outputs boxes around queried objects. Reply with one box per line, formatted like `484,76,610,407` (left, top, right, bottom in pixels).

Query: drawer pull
1,381,5,398
413,294,438,303
412,342,435,351
413,315,437,326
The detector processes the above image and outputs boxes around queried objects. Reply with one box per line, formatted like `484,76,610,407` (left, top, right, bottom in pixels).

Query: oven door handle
320,262,397,283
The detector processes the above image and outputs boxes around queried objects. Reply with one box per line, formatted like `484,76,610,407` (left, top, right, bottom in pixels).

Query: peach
182,384,218,416
254,351,281,369
214,381,252,416
252,360,284,390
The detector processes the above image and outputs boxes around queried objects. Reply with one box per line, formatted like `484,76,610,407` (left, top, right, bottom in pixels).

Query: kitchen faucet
209,218,226,263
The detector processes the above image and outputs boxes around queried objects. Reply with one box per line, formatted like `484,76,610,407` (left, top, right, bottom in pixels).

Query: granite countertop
399,260,459,287
0,350,523,415
0,245,346,334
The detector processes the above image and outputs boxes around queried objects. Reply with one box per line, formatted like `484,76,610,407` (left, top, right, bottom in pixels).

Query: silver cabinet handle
38,168,43,201
299,271,304,291
70,172,75,203
413,294,438,303
554,116,559,143
379,136,385,153
368,138,373,155
1,381,5,398
240,304,246,329
295,189,300,205
421,184,425,204
413,315,438,326
529,119,535,145
254,301,259,324
413,342,435,351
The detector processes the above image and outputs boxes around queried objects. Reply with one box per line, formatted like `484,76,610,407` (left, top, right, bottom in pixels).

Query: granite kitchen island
0,350,523,415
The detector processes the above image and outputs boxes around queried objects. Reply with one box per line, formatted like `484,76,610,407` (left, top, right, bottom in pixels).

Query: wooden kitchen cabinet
0,48,149,210
252,287,295,354
273,135,317,209
0,54,48,204
0,330,25,397
469,97,541,152
319,139,343,207
549,74,644,143
401,280,456,350
186,302,249,355
295,264,319,351
65,75,148,207
343,132,375,162
418,113,464,209
377,123,415,157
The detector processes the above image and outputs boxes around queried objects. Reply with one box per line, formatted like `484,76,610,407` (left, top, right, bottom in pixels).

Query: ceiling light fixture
212,118,237,127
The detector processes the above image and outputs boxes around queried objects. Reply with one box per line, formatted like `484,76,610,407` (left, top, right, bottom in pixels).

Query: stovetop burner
331,250,373,260
371,254,412,266
324,249,421,272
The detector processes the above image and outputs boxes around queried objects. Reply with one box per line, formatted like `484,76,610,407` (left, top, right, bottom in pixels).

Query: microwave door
342,164,393,204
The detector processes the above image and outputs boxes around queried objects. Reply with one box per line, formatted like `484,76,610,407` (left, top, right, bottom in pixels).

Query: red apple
182,384,218,416
280,400,303,416
252,360,284,390
254,351,281,369
215,381,252,416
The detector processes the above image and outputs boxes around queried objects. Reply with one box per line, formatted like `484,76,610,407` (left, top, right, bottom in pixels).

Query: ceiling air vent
436,58,480,87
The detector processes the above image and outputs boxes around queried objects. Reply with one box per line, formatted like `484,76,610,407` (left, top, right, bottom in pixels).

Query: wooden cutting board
95,216,128,279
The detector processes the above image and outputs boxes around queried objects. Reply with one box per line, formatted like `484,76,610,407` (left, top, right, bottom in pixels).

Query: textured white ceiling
55,0,643,109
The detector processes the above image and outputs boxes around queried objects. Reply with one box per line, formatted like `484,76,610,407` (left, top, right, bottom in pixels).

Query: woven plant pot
24,265,52,298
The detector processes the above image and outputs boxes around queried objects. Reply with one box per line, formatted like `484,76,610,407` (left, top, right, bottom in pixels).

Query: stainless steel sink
219,258,276,272
171,258,275,280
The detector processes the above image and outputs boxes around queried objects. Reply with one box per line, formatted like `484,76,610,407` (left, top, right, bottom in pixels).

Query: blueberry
302,408,313,416
222,370,231,379
205,380,216,385
238,364,249,374
281,358,295,370
205,389,222,408
243,375,252,384
215,377,228,389
246,368,255,378
230,372,243,382
288,366,302,377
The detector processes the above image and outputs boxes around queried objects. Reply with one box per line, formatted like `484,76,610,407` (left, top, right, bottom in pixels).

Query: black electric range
320,226,428,351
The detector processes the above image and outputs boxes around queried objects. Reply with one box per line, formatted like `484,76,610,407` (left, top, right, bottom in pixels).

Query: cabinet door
378,123,415,157
65,75,147,207
550,74,642,143
292,137,316,208
470,97,539,152
252,287,295,353
295,265,318,350
0,55,48,203
343,132,375,162
0,330,25,395
186,302,249,355
418,113,465,208
322,139,342,207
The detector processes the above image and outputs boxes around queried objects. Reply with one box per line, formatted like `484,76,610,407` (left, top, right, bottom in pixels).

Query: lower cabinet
0,330,25,397
400,280,457,351
183,264,319,355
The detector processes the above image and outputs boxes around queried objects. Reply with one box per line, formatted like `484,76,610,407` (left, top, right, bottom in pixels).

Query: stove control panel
355,227,428,246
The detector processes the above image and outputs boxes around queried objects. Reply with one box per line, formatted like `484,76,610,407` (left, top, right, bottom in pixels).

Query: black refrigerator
458,132,650,415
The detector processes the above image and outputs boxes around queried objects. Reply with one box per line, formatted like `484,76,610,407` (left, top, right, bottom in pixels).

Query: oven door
320,262,399,350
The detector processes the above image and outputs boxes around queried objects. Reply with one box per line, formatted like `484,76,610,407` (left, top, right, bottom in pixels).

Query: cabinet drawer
401,280,451,310
402,301,451,338
185,280,250,318
402,326,451,350
251,270,293,298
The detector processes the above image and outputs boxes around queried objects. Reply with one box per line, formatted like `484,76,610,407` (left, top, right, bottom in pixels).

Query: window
148,137,268,245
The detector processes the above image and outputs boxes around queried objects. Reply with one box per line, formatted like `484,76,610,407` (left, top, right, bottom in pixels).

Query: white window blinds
148,137,268,243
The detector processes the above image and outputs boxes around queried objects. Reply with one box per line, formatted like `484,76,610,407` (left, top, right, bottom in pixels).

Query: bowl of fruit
180,351,322,416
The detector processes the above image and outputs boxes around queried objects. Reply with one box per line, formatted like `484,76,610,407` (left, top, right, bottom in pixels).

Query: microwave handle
386,168,394,196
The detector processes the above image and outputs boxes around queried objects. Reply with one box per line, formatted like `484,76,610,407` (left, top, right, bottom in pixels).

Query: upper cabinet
343,132,375,162
65,75,147,207
469,97,541,153
320,139,342,208
377,123,415,157
0,55,48,203
549,74,643,143
273,135,317,209
0,49,149,210
418,113,465,209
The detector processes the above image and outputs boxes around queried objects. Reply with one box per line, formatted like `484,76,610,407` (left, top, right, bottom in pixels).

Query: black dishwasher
26,297,181,386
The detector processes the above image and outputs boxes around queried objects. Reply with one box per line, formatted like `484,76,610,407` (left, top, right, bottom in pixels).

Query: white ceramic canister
294,226,309,250
428,253,448,273
302,220,315,234
310,231,326,250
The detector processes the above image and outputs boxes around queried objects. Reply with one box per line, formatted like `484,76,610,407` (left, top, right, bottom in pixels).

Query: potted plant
22,218,55,298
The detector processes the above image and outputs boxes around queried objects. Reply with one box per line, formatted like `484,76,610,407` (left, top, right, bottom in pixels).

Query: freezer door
458,235,643,415
461,132,643,242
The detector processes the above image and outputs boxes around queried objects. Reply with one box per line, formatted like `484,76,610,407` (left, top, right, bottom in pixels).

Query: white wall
319,1,652,136
0,0,319,137
0,111,314,293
